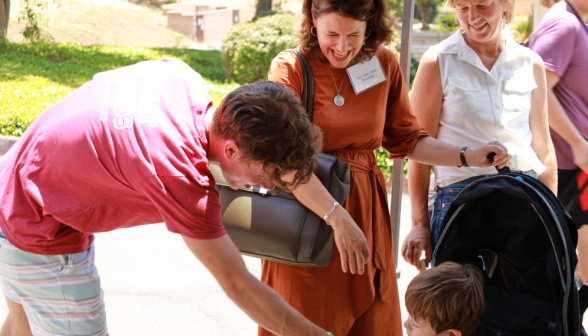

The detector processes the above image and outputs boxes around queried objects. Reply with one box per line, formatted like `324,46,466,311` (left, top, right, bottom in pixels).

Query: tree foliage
388,0,403,18
15,0,60,43
415,0,443,30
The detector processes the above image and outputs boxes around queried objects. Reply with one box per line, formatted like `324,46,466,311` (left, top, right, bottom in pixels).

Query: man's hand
401,224,432,270
328,206,370,275
466,141,511,169
572,140,588,174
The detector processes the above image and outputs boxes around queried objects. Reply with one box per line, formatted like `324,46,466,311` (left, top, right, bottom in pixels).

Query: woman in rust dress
260,0,512,334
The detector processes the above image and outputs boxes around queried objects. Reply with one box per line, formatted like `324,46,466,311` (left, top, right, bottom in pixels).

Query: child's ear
447,330,462,336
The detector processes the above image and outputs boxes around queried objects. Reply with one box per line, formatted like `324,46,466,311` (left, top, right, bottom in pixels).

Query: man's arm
182,234,328,336
545,69,588,173
529,55,558,193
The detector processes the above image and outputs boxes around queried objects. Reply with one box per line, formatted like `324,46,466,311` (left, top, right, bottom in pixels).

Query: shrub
17,0,54,43
0,42,233,137
252,10,278,22
511,14,533,44
434,12,460,31
221,14,299,83
375,147,407,180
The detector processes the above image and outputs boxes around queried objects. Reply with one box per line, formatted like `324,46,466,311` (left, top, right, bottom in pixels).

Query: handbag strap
565,0,588,36
288,49,315,122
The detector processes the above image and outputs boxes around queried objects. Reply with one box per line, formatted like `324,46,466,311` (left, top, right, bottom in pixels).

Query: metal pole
390,0,415,279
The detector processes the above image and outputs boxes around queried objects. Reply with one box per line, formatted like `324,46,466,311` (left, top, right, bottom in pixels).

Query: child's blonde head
406,262,485,335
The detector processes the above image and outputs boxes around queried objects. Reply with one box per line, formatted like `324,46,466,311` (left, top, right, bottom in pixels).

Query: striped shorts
0,229,107,336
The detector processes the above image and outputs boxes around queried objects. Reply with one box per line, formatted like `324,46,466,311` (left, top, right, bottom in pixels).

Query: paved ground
0,195,584,334
0,195,417,335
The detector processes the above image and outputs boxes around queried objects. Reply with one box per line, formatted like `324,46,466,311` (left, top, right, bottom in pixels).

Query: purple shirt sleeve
531,17,578,77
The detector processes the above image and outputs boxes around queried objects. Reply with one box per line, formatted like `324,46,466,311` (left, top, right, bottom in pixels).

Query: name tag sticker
346,55,387,95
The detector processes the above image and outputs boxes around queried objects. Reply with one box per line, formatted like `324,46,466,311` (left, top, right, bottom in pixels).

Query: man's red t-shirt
0,59,226,255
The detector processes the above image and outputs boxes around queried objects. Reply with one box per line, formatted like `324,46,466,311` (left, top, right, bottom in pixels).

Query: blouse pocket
445,75,482,116
503,76,537,113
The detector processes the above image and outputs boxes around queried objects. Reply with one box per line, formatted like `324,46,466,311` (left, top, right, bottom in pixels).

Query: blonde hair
446,0,516,26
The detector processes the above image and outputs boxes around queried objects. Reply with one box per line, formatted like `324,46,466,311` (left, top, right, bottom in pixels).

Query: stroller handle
487,153,511,174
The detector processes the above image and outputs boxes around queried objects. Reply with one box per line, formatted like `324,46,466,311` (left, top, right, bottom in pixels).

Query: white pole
391,0,415,279
533,0,540,31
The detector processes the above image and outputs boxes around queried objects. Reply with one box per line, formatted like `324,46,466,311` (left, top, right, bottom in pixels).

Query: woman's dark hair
212,81,323,192
299,0,394,63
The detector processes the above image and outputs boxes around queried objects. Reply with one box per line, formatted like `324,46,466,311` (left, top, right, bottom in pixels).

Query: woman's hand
328,206,370,275
288,174,370,274
401,224,432,270
466,141,511,169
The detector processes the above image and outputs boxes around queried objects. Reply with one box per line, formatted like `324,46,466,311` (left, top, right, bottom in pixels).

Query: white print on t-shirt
136,73,166,127
99,81,111,122
113,76,138,129
103,72,166,130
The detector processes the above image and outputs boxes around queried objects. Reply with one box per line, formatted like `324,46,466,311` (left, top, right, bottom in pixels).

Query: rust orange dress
261,47,428,336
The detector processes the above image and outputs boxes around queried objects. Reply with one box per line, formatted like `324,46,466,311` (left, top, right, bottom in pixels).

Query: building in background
162,2,239,45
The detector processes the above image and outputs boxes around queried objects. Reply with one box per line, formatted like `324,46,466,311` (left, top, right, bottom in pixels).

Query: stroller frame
432,172,582,336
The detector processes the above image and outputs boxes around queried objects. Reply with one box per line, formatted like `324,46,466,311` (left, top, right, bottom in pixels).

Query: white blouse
430,30,546,187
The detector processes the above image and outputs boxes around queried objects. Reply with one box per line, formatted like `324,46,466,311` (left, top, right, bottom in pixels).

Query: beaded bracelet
327,333,334,336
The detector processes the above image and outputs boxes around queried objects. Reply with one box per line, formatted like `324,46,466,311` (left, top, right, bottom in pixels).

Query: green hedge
221,14,299,83
0,42,234,137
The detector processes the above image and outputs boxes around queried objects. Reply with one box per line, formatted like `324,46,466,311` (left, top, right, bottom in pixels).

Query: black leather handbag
213,49,351,266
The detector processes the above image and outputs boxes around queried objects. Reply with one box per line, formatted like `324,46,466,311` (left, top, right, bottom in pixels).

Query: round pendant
333,94,345,107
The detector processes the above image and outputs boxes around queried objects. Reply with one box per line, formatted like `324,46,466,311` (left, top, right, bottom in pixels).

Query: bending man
0,58,330,336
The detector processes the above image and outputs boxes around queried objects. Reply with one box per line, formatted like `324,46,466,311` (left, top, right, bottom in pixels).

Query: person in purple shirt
529,0,588,281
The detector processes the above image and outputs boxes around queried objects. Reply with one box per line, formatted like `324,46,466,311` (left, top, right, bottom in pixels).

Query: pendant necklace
328,68,346,107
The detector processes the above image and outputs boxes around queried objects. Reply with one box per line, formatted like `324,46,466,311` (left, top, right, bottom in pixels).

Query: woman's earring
310,26,317,36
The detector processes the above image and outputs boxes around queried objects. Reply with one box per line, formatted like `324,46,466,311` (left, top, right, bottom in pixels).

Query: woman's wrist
324,204,346,229
411,219,431,229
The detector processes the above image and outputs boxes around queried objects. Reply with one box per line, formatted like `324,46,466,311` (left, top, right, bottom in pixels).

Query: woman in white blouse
401,0,557,269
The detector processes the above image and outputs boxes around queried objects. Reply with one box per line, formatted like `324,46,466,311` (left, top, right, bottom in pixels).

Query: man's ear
223,139,240,159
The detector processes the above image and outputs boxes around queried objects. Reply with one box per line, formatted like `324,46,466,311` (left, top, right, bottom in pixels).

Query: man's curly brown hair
299,0,395,64
212,81,323,192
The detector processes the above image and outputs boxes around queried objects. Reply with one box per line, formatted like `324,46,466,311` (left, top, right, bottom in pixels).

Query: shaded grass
0,42,237,136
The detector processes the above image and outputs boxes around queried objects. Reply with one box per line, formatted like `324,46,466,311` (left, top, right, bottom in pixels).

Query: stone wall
202,8,235,45
411,30,454,61
166,12,196,38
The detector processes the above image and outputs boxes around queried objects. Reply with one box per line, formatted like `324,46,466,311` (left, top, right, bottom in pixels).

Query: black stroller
432,163,588,336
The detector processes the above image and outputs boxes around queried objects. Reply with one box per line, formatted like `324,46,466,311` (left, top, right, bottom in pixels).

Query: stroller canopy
432,173,581,336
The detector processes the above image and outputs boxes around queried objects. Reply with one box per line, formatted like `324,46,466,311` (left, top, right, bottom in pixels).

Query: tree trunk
255,0,272,16
0,0,9,40
416,0,431,30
